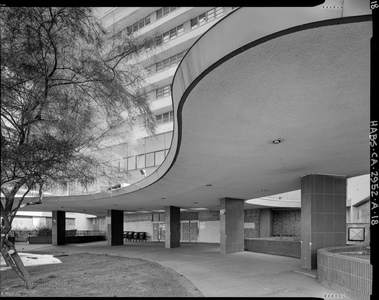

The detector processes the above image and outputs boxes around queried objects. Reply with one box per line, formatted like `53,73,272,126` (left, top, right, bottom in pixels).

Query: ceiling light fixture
205,184,212,187
261,189,268,192
271,138,284,144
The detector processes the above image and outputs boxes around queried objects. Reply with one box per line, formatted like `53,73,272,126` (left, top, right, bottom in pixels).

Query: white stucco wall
199,221,220,243
124,221,154,241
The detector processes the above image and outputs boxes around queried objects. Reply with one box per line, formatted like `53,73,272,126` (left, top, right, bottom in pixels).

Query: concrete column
107,210,124,246
220,197,245,253
165,206,180,248
301,174,347,269
260,209,273,238
52,210,65,246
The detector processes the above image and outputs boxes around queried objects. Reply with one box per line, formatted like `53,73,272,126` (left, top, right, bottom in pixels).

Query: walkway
16,241,351,298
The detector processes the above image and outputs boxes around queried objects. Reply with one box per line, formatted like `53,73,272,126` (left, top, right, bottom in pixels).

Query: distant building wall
272,209,301,238
244,209,260,238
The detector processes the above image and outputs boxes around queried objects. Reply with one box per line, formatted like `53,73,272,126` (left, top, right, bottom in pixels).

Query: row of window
156,7,178,19
155,24,184,46
126,7,179,35
127,15,151,35
190,7,224,30
156,49,187,73
116,149,170,171
156,111,174,124
155,84,171,99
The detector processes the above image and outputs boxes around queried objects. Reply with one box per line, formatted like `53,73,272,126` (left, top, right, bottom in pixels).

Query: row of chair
124,231,146,242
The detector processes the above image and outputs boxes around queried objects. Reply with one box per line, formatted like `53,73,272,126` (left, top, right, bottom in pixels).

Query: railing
65,230,106,237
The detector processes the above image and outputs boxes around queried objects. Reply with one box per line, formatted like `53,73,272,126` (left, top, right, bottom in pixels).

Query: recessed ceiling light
271,138,283,144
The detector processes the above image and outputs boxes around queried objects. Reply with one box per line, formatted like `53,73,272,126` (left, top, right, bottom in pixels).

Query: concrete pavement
14,241,351,298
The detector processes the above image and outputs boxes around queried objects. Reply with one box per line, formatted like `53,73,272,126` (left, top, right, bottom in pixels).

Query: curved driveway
19,241,352,298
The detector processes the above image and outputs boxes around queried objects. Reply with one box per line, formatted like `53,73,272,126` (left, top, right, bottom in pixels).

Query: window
156,88,163,99
163,7,170,15
177,24,184,36
155,50,187,73
146,153,155,167
136,154,145,169
155,85,171,99
207,9,215,21
199,13,206,26
127,157,136,170
191,18,198,29
163,31,170,43
133,22,138,32
155,111,174,124
170,28,177,39
156,61,163,72
156,8,163,19
156,36,162,46
155,151,165,165
216,7,224,17
127,13,152,35
163,112,169,123
145,15,151,25
163,58,170,69
163,85,170,97
177,51,184,61
170,55,177,67
145,66,151,76
191,7,224,31
157,24,184,47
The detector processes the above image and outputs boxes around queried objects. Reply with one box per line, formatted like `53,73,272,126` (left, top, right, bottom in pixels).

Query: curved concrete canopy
18,3,371,216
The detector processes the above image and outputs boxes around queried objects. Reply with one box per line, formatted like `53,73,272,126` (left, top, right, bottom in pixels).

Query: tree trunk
1,238,35,289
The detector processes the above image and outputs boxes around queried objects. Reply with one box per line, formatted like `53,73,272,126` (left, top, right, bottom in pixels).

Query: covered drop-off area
18,2,371,273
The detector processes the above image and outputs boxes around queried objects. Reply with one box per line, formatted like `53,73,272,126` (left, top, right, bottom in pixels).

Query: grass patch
0,252,203,297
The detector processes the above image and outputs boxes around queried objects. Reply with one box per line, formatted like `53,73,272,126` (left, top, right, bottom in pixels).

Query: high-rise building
90,7,238,188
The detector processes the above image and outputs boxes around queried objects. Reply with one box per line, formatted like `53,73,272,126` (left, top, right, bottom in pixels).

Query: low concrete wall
29,236,52,244
65,236,106,243
317,245,372,300
29,235,105,244
244,238,301,258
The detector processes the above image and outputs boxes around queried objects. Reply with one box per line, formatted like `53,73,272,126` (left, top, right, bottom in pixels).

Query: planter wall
318,245,372,300
244,238,301,258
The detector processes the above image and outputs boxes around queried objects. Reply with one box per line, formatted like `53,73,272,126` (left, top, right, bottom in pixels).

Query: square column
259,208,273,238
220,198,244,253
301,174,347,269
165,206,180,248
52,210,65,246
107,209,124,246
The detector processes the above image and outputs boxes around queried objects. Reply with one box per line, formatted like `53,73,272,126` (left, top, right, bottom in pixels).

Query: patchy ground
0,253,204,297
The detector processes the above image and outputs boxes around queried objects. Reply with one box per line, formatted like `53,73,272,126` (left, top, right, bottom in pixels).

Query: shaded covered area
18,2,371,267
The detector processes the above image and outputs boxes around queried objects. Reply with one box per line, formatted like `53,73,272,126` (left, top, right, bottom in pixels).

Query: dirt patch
0,253,204,297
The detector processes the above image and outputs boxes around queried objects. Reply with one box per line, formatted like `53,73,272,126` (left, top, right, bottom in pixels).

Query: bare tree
1,7,157,288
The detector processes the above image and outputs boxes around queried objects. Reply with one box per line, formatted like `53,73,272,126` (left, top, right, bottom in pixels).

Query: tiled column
259,208,273,238
52,210,65,246
301,174,347,269
165,206,180,248
220,197,244,253
107,209,124,246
